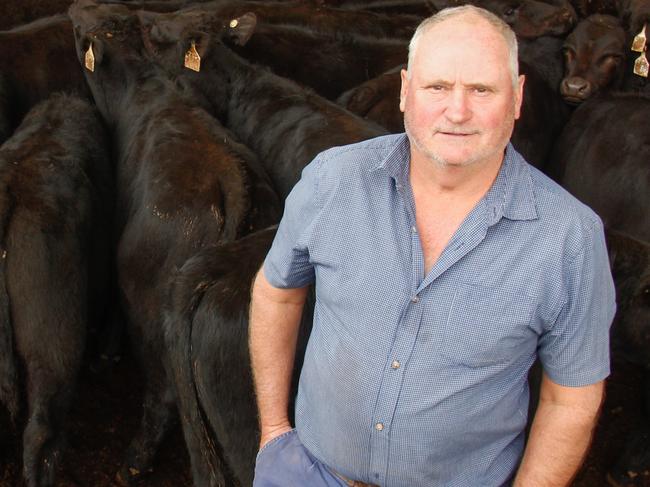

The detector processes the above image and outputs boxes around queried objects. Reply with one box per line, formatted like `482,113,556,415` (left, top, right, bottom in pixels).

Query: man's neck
408,147,505,200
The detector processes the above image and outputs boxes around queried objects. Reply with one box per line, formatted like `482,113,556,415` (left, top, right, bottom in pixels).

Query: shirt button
375,422,384,431
411,295,419,303
411,226,417,233
391,360,401,369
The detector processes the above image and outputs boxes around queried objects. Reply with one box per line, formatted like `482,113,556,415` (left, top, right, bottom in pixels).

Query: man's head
400,5,525,169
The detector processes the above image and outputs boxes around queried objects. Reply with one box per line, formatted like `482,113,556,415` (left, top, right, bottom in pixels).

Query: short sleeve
538,219,617,386
263,157,323,289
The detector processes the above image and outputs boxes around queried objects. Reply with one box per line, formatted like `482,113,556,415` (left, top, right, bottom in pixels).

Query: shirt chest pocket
442,283,537,367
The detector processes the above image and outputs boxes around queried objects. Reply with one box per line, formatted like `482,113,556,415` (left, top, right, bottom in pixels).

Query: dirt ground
0,354,648,487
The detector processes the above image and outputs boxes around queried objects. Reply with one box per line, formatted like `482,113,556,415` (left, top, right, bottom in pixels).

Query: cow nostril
561,77,593,100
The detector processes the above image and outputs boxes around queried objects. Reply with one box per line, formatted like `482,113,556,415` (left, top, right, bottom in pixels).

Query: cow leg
116,383,177,485
22,373,75,487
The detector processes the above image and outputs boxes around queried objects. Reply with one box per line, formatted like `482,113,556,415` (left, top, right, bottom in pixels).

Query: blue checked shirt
263,134,616,487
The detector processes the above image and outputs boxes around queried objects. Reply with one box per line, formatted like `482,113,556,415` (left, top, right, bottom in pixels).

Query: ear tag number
184,40,201,72
631,24,647,52
634,52,649,77
85,42,95,72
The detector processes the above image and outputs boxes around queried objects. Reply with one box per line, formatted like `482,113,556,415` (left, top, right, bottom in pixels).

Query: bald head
407,6,519,89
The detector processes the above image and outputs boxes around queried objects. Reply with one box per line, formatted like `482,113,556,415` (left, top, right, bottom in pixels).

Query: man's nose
444,88,471,123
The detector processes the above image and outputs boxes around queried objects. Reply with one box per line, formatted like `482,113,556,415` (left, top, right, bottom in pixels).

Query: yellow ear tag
631,24,647,53
633,51,649,77
229,19,239,28
184,40,201,72
85,42,95,72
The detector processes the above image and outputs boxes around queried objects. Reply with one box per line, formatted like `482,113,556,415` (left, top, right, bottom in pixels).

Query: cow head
429,0,576,38
560,15,626,104
606,228,650,368
140,8,257,72
68,0,147,120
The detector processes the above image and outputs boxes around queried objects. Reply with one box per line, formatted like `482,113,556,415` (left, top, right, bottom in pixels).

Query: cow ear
225,12,257,46
347,86,381,114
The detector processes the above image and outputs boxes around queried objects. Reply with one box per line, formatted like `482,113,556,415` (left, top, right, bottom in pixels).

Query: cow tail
167,278,229,485
0,192,19,424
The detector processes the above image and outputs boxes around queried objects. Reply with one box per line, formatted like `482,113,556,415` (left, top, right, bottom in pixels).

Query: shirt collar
374,137,538,225
484,143,538,225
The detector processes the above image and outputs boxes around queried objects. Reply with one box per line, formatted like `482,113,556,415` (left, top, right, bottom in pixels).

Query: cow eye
598,55,622,69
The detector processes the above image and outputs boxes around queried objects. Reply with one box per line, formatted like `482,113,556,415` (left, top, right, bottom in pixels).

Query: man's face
400,15,525,169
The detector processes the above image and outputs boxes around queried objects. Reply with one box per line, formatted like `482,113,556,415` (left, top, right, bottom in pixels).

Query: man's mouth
435,130,477,137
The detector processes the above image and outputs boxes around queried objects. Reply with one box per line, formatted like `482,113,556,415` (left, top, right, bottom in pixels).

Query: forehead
412,15,512,85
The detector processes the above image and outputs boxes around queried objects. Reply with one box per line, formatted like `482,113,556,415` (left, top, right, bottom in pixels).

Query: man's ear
399,69,409,113
224,12,257,46
514,74,525,120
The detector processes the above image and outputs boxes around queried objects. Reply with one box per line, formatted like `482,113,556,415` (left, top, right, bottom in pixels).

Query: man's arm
249,266,309,449
514,373,605,486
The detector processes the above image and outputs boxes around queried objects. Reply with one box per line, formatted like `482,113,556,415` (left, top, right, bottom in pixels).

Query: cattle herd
0,0,647,486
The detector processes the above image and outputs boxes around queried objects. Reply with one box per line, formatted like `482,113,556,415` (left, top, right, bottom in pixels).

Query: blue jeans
253,429,349,487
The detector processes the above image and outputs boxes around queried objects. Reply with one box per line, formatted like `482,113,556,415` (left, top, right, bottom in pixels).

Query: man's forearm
249,267,308,448
514,377,604,486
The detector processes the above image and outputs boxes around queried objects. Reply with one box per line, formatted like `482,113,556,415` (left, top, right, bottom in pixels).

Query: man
249,5,616,487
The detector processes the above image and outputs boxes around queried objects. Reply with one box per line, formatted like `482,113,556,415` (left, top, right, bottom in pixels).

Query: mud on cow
0,93,112,487
68,0,280,484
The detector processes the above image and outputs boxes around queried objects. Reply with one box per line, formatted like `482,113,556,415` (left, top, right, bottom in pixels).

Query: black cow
552,94,649,484
141,9,388,200
0,15,88,138
219,15,408,100
0,93,112,487
68,1,281,483
551,93,649,240
605,229,650,487
560,14,627,104
430,0,577,38
164,226,314,486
